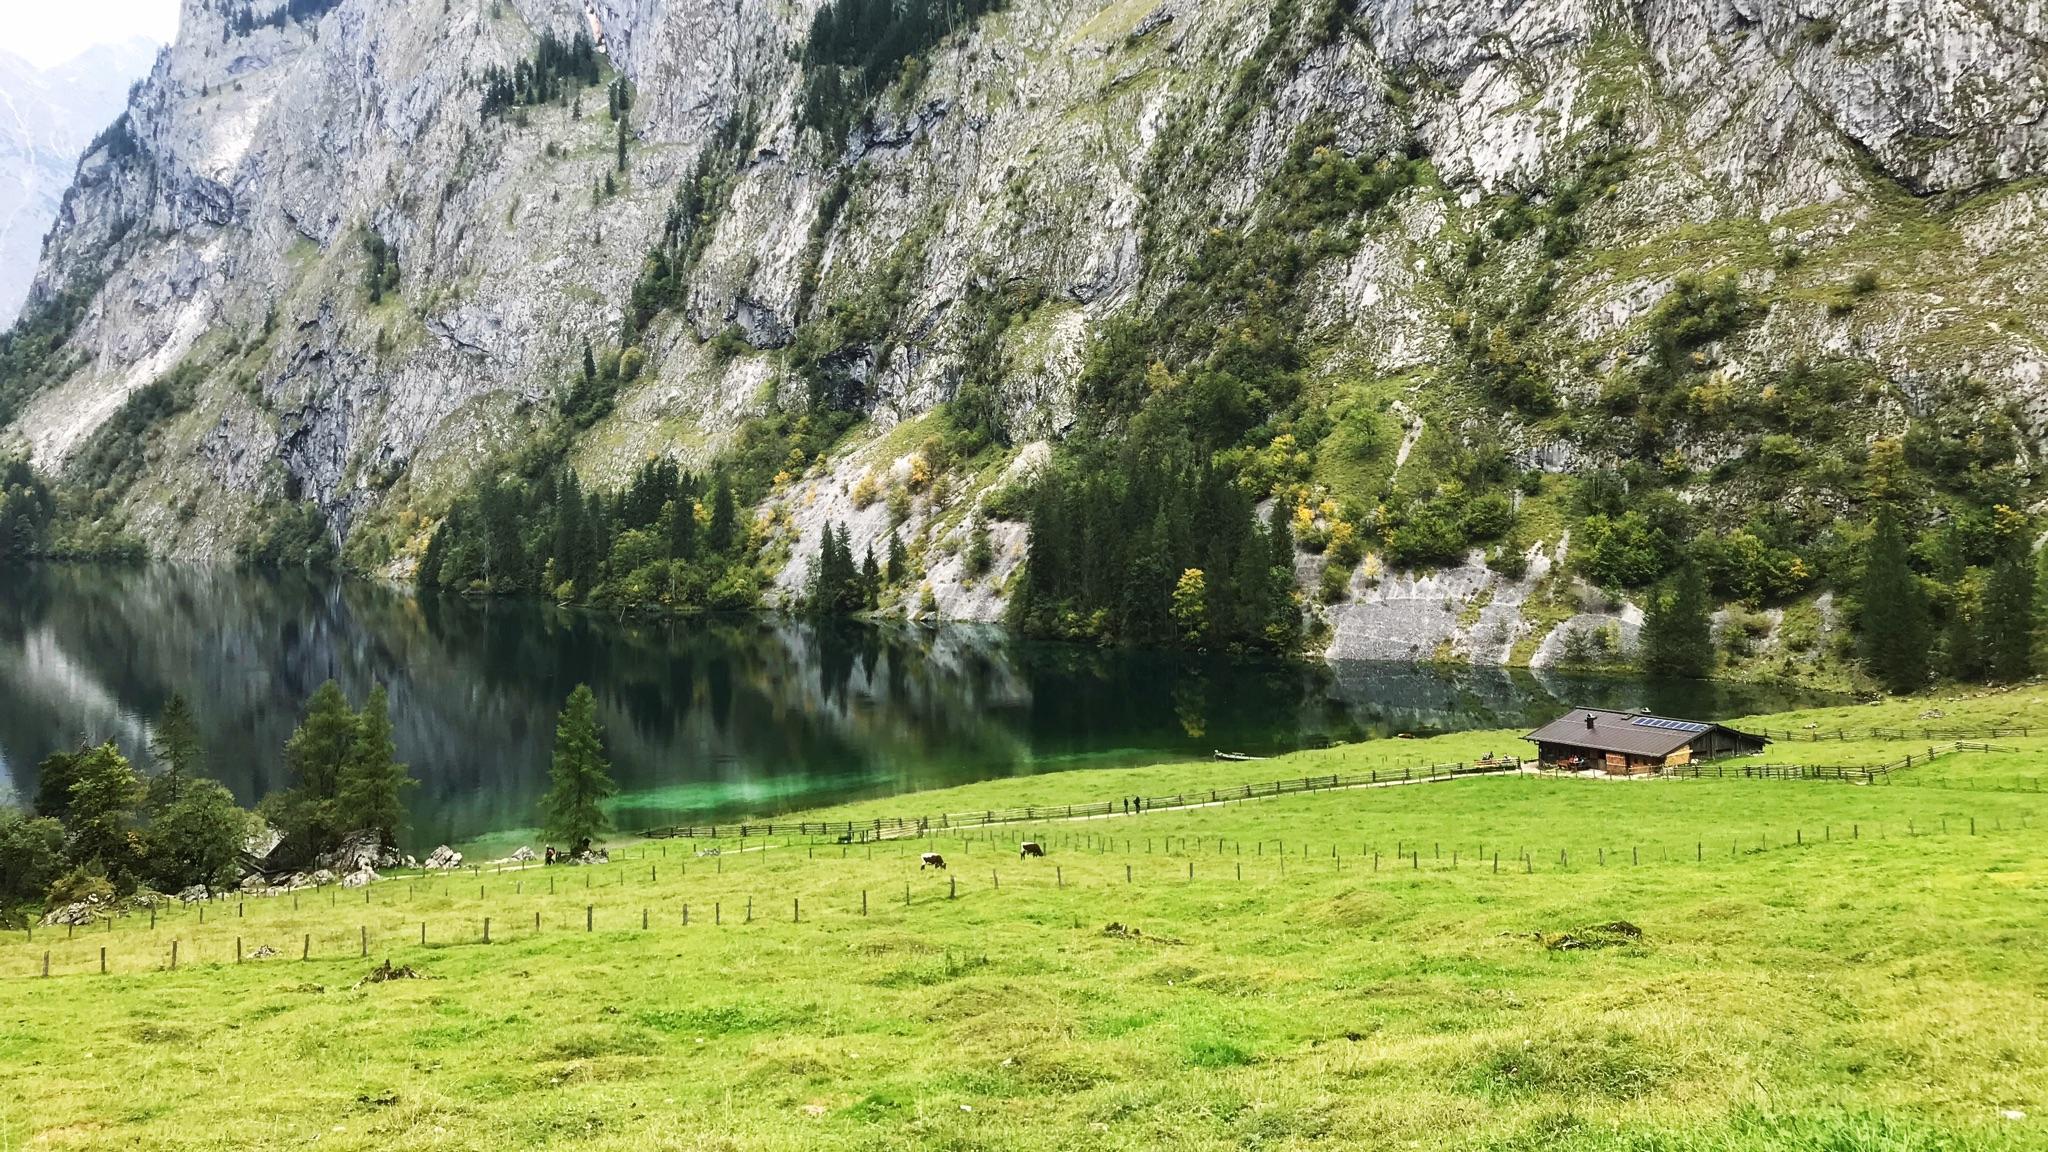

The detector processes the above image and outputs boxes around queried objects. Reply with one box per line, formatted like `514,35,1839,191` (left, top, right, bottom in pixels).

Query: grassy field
3,692,2046,1150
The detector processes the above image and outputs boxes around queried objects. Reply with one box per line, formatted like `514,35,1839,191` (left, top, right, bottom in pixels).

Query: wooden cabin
1523,708,1769,775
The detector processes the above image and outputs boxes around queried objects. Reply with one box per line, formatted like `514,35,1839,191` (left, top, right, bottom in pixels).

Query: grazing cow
920,852,947,870
1019,842,1045,858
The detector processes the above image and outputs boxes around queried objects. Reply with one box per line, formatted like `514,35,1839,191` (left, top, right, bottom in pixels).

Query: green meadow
2,691,2045,1150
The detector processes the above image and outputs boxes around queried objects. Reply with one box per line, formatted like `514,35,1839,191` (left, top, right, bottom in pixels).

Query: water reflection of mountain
0,567,1843,842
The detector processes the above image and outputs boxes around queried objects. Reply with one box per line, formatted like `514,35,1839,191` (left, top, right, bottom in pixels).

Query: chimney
1584,713,1596,730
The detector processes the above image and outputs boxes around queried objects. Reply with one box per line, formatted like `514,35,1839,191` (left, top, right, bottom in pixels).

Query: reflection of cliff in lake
0,567,1844,843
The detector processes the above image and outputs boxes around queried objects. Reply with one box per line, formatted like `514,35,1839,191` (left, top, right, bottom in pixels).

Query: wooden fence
1662,741,2015,782
641,759,1525,841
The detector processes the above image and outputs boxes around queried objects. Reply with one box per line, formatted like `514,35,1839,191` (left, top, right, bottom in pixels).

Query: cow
920,852,947,870
1019,842,1045,858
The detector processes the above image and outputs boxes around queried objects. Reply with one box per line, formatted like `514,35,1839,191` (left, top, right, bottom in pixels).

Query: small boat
1213,751,1264,762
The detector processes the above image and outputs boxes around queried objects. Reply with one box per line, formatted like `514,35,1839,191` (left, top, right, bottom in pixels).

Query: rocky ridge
8,0,2048,665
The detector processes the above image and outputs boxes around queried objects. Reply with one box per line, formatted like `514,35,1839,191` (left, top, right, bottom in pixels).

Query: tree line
1,682,623,927
418,456,757,610
479,30,603,118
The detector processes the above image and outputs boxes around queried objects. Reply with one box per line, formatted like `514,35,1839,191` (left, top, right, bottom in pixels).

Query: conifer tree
1640,563,1712,679
148,693,205,808
337,684,415,844
861,545,880,607
65,743,145,885
1858,509,1928,693
708,474,737,553
542,685,617,849
885,532,905,585
1981,505,2035,682
583,342,597,385
615,117,627,172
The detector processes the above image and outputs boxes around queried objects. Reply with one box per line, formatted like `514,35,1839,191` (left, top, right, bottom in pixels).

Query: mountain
0,38,164,327
4,0,2046,675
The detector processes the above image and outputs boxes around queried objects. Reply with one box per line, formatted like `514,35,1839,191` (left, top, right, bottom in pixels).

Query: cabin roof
1522,708,1768,758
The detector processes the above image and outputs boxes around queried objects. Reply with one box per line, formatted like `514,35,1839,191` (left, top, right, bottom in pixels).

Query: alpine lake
0,565,1846,847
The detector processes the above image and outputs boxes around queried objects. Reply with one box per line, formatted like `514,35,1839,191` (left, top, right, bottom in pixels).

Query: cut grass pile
2,694,2046,1150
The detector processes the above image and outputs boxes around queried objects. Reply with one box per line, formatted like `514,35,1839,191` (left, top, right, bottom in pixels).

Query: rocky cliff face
9,0,2048,664
0,39,164,327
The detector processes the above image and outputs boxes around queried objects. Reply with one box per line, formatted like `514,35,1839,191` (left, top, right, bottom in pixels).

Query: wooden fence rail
641,759,1525,841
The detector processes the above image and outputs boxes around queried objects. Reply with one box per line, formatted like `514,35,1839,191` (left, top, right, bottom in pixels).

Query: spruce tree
284,682,356,803
583,342,596,385
337,684,415,844
861,545,880,607
1640,564,1712,679
542,685,617,849
1858,509,1928,694
885,532,905,585
615,118,627,172
708,474,737,553
1981,508,2035,682
148,694,204,808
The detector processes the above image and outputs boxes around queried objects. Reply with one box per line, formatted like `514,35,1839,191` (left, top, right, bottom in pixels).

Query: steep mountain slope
0,39,164,327
6,0,2048,671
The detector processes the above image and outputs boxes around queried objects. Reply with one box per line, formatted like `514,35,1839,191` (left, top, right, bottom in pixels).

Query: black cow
1019,842,1045,858
920,852,947,870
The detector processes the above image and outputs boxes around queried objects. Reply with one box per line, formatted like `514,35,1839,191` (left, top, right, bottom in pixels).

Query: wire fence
9,807,2036,981
1661,741,2017,782
1746,725,2040,742
639,759,1526,842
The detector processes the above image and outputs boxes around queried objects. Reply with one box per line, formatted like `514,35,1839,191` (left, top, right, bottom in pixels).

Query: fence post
587,905,594,932
237,937,243,964
42,951,50,978
360,926,367,957
100,946,107,974
793,899,800,924
171,939,179,970
949,877,957,900
302,934,310,960
485,917,492,944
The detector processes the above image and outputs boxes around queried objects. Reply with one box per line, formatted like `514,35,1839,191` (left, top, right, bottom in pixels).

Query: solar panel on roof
1629,715,1708,733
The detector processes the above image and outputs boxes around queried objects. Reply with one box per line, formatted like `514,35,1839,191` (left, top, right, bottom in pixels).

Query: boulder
306,869,337,887
422,845,462,870
176,885,212,903
507,846,537,862
318,830,410,873
340,866,378,889
239,873,268,892
42,899,104,926
244,824,284,861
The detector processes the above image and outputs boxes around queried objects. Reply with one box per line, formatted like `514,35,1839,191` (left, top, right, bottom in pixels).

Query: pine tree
147,693,204,809
1640,563,1712,679
1858,509,1929,694
337,684,415,844
861,545,880,607
542,685,617,850
615,117,627,172
583,342,597,385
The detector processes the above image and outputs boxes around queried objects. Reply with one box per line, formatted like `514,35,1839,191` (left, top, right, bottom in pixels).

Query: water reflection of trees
0,567,1844,841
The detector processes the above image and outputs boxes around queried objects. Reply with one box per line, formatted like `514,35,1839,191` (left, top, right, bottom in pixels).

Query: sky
2,0,180,69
